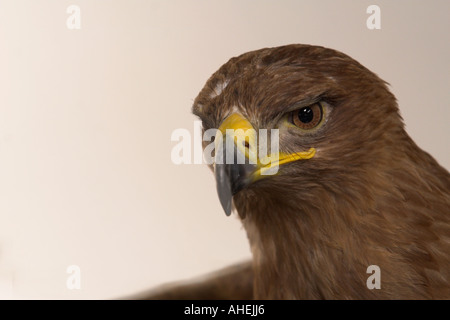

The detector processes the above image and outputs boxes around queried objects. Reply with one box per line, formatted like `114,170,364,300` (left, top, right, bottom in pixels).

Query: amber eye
290,103,323,130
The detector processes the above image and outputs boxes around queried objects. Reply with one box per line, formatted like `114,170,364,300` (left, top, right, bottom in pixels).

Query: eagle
139,44,450,299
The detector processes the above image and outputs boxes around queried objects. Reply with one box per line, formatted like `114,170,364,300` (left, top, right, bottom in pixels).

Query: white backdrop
0,0,448,299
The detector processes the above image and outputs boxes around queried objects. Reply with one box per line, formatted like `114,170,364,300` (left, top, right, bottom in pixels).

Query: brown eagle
139,44,450,299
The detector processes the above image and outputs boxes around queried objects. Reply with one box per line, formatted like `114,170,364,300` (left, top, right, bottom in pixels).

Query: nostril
243,140,250,149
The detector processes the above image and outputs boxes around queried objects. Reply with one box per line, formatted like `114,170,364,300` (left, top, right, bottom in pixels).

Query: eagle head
193,44,401,217
192,44,450,299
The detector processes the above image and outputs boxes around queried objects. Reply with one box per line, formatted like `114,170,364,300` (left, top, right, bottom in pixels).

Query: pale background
0,0,448,299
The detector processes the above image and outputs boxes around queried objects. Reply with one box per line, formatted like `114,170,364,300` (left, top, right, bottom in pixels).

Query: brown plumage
141,44,450,300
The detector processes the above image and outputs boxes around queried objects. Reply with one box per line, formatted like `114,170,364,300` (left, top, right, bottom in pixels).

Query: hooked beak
213,113,315,216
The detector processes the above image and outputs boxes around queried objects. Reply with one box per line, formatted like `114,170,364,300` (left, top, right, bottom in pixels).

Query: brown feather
192,44,450,299
129,261,253,300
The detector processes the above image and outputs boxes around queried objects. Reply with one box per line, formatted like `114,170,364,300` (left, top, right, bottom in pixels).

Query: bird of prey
142,44,450,300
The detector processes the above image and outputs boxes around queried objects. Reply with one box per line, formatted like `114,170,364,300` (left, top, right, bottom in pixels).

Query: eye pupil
297,107,313,123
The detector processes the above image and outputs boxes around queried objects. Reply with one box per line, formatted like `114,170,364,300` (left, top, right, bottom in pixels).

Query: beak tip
215,163,233,217
224,205,232,217
218,190,233,216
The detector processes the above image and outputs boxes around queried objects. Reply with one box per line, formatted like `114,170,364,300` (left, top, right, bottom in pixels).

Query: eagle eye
290,102,323,130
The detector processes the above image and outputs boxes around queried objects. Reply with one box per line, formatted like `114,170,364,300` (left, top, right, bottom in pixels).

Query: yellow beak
214,113,315,216
217,113,315,175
